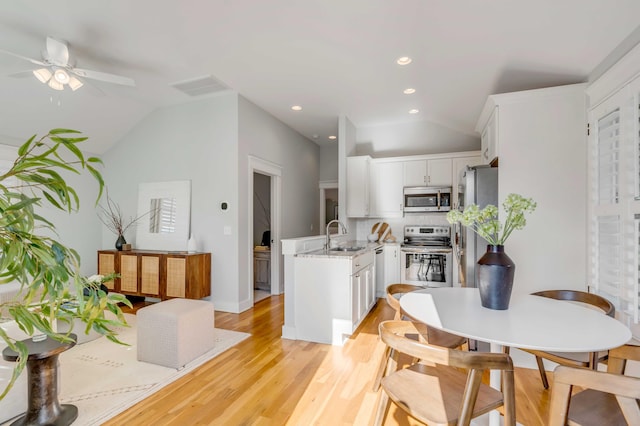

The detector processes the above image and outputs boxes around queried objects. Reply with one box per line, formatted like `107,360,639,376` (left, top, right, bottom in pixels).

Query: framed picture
135,180,191,251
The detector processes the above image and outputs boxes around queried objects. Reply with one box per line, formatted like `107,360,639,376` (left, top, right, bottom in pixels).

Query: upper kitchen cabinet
346,155,371,217
478,107,498,165
403,158,452,187
370,160,404,218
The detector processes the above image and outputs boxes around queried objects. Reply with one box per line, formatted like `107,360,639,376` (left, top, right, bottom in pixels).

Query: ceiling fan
0,36,135,91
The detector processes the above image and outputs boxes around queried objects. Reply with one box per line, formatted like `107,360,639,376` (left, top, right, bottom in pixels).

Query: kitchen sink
329,246,365,252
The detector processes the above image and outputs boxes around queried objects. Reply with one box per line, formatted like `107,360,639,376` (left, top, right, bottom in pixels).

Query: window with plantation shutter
149,197,177,234
588,78,640,334
597,109,620,204
594,215,622,304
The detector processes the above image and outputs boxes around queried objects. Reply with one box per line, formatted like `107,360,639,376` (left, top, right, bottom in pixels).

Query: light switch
224,226,232,235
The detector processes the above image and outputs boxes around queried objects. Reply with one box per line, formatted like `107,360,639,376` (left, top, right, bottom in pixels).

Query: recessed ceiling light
396,56,412,66
403,88,416,95
409,109,419,114
328,135,337,140
291,105,302,111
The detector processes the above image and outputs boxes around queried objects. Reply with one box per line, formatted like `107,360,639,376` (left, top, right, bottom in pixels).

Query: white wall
101,93,239,308
338,115,358,232
495,85,587,298
319,143,338,181
238,96,320,310
0,134,24,147
356,120,480,157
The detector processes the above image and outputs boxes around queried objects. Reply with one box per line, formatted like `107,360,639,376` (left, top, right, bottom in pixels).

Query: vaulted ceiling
0,1,639,153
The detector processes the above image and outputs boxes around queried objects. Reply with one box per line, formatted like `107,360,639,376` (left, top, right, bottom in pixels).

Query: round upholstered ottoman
136,298,215,369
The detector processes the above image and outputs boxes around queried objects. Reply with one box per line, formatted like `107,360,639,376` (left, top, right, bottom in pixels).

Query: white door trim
248,156,283,305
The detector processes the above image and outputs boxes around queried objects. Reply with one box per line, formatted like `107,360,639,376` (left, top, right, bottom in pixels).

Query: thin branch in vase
96,190,148,237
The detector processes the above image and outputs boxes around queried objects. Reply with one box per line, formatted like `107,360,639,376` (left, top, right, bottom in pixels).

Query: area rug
6,313,249,426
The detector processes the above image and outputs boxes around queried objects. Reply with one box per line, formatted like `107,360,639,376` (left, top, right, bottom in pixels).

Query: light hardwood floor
106,295,552,425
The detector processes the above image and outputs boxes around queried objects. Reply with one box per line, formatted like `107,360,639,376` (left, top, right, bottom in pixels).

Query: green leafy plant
447,193,537,246
0,129,130,400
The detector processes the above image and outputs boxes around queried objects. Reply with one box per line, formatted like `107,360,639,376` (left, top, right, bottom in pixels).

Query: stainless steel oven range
401,225,452,287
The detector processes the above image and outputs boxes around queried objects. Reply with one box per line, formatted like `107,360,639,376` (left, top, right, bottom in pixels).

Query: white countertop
295,241,382,258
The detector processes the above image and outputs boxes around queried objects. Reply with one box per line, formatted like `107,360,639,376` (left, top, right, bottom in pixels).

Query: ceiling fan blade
7,70,37,78
0,48,46,66
45,37,69,66
73,75,105,97
72,67,135,87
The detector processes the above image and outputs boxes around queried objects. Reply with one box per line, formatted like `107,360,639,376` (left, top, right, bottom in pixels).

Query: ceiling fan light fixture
33,68,52,84
68,76,83,91
48,79,64,91
53,68,70,84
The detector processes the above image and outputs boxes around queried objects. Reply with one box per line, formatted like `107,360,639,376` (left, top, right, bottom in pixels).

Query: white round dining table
399,287,632,426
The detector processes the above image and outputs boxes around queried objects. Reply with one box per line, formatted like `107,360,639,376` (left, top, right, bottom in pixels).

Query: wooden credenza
97,250,211,300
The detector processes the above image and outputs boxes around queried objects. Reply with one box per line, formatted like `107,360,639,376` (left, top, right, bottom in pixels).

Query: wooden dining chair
515,289,615,389
374,320,516,426
548,343,640,426
371,283,467,391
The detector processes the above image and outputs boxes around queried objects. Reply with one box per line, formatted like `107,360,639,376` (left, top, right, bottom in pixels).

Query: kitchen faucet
325,219,347,250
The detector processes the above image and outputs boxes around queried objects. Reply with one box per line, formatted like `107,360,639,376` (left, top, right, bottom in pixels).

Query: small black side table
2,334,77,426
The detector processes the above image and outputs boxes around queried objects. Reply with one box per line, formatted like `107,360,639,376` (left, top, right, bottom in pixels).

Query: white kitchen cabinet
371,160,403,217
403,158,452,187
346,155,371,217
293,250,375,345
365,262,375,312
352,261,375,323
380,243,400,297
479,106,498,165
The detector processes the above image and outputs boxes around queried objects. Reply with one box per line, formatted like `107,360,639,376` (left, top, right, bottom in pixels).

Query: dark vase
115,234,126,251
476,245,515,310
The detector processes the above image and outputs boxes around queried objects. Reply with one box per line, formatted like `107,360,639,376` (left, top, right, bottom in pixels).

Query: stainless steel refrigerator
456,165,498,288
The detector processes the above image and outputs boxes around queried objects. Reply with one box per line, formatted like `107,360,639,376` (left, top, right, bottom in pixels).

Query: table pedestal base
10,405,77,426
3,335,78,426
10,352,77,426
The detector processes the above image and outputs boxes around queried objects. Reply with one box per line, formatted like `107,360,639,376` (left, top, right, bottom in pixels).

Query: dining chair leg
588,351,598,370
373,388,391,426
535,355,549,389
372,346,392,391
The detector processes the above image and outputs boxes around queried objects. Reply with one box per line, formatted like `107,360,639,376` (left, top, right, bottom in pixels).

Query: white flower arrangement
447,193,537,246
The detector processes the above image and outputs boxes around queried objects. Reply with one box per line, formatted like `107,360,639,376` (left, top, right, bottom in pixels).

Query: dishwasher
375,246,384,298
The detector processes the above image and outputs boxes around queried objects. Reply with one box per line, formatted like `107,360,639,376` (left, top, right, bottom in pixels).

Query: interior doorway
319,180,339,233
248,156,282,307
253,172,271,303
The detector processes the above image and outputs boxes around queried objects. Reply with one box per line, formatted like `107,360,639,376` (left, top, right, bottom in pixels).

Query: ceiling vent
170,75,229,96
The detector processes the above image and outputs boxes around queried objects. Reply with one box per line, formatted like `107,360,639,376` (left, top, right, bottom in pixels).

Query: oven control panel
404,225,450,237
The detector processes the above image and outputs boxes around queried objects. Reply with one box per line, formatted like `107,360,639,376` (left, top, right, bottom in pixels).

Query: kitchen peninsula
281,235,382,345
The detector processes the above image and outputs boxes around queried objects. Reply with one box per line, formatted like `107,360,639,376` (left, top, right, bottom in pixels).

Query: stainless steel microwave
403,187,452,213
